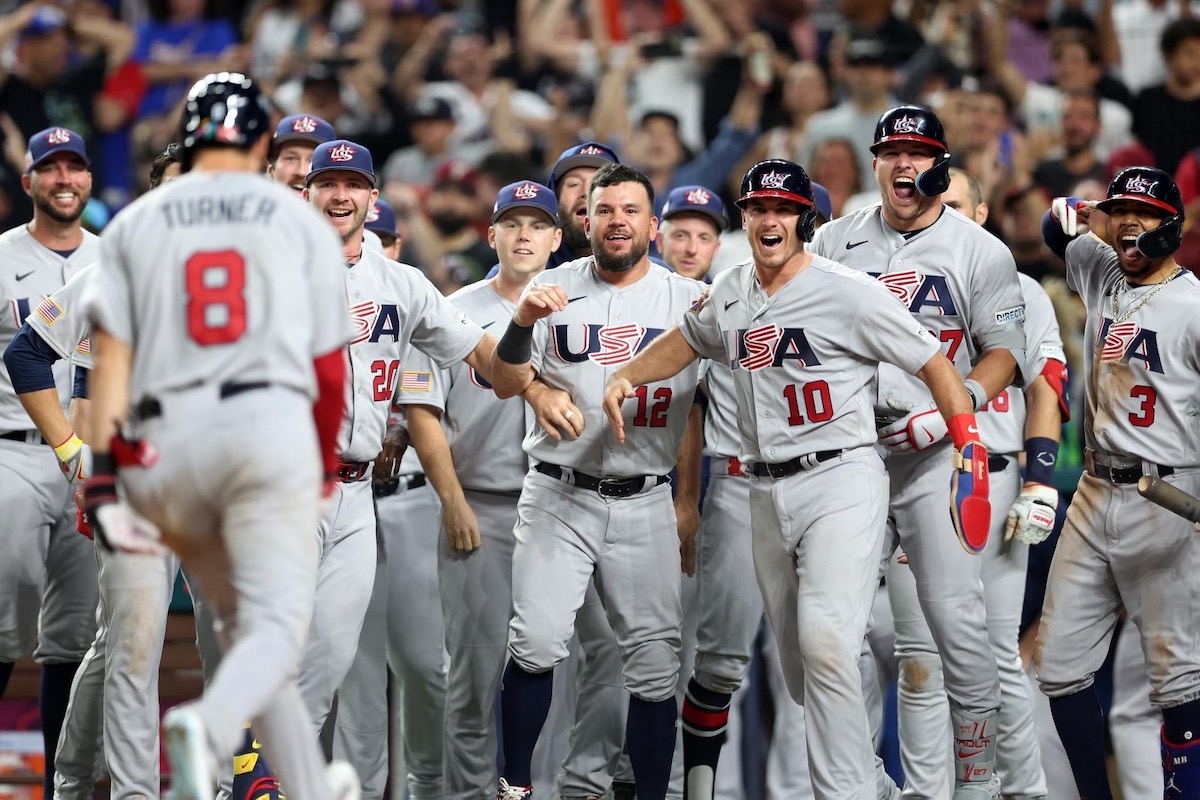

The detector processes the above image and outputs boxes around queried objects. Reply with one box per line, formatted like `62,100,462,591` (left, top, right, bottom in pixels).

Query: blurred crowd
2,0,1199,404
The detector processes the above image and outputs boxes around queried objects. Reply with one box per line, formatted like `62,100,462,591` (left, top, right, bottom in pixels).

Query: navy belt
748,450,841,479
136,381,272,420
0,430,46,445
534,462,669,498
373,473,427,497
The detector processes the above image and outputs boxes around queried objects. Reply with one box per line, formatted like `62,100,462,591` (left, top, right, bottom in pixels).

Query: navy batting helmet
1096,167,1185,259
736,159,818,241
178,72,272,169
871,105,952,197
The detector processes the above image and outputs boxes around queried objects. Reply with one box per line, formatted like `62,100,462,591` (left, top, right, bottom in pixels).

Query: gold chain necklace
1109,267,1182,324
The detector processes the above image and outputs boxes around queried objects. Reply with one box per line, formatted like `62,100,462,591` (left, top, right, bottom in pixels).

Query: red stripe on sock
682,703,730,731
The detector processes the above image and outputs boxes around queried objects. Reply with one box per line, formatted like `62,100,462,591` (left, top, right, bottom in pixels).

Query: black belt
748,450,841,479
0,430,45,445
335,460,372,483
534,462,669,498
373,473,427,497
989,455,1011,472
1089,462,1174,485
136,382,273,420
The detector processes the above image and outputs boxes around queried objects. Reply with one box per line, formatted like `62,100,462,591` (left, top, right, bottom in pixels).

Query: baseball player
78,72,359,800
489,163,706,800
2,141,186,800
1037,168,1200,797
0,125,101,796
602,159,990,800
658,185,725,283
267,113,337,193
807,106,1027,798
883,167,1067,799
366,199,402,259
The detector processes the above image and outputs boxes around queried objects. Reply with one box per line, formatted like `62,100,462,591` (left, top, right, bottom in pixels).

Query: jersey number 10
186,250,247,346
783,381,833,426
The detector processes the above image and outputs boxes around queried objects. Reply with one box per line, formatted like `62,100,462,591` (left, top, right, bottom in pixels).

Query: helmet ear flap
916,152,952,197
1136,213,1184,259
799,206,817,242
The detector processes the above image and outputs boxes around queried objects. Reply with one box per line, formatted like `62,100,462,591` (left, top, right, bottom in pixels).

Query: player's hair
948,167,983,211
149,143,183,189
588,163,656,211
1161,17,1200,58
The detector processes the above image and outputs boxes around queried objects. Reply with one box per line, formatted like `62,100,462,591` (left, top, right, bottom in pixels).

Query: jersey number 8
186,250,247,346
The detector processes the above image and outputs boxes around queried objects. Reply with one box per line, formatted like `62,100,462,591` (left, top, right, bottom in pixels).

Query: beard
559,209,589,252
33,190,88,224
338,207,369,243
430,211,471,236
592,230,649,273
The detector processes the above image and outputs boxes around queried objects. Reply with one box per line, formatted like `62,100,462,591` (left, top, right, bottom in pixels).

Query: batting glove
878,401,947,452
82,454,165,556
948,415,990,554
1005,482,1058,545
53,433,92,485
1050,196,1090,236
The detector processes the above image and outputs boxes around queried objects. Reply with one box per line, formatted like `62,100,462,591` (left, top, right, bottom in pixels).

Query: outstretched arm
603,327,700,443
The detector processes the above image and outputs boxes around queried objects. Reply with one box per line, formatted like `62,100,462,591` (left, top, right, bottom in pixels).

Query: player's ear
488,225,497,251
551,227,562,251
649,215,659,240
370,187,379,204
20,173,31,197
302,186,311,202
655,229,664,252
975,202,989,227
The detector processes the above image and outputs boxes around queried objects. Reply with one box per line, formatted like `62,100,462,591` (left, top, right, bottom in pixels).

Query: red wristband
947,413,980,449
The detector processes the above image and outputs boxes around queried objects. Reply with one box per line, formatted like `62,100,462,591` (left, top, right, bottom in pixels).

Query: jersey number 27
186,250,247,346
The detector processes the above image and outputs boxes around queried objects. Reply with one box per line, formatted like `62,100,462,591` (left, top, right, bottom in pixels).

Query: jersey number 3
186,250,247,346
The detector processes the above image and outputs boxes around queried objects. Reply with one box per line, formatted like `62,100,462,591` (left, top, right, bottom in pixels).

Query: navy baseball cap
411,96,455,123
26,127,90,174
661,185,726,231
492,180,558,224
307,139,376,187
22,6,66,38
272,114,336,155
811,182,833,223
366,199,399,237
549,142,619,191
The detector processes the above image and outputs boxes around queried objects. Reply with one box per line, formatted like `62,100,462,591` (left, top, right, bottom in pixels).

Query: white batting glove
53,434,92,485
1005,483,1058,545
93,500,166,556
1051,196,1090,236
877,400,947,453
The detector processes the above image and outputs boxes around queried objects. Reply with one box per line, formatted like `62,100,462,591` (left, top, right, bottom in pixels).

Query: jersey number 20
186,250,247,345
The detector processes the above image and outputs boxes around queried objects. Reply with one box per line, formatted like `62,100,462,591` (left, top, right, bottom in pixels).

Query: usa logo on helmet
330,144,356,162
892,115,925,135
47,129,72,145
1125,175,1158,195
292,116,319,133
686,187,711,204
759,171,789,190
513,182,540,199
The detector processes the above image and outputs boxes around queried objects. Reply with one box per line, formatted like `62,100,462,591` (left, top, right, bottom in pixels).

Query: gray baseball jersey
977,273,1068,456
679,257,941,463
394,280,526,492
338,248,484,462
808,204,1027,408
25,261,96,369
525,257,705,475
701,360,739,459
83,172,351,401
0,226,99,426
1065,233,1200,465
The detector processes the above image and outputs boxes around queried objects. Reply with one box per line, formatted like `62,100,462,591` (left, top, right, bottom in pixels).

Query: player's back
94,171,349,403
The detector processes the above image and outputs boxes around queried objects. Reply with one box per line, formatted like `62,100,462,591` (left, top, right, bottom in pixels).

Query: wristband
496,318,534,365
91,452,116,478
947,413,981,449
1024,436,1058,486
54,434,84,463
963,379,987,413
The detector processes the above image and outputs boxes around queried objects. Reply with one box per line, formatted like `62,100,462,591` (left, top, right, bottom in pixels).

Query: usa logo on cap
292,116,319,133
686,187,711,205
513,182,540,200
1125,175,1158,194
892,114,925,135
580,145,606,155
759,171,789,190
367,204,381,223
330,143,356,162
47,129,72,145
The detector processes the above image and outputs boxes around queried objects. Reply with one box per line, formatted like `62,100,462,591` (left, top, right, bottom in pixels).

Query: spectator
808,137,863,219
1005,0,1054,84
381,96,484,191
987,25,1134,162
407,161,497,289
0,4,134,228
1032,90,1108,198
1113,0,1200,94
1132,16,1200,175
797,32,897,183
245,0,339,93
836,0,924,67
732,60,829,189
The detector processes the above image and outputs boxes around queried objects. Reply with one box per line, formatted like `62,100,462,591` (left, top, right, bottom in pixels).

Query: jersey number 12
186,250,247,346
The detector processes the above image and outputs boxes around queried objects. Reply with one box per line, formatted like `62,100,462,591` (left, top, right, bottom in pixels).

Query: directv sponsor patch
995,306,1025,325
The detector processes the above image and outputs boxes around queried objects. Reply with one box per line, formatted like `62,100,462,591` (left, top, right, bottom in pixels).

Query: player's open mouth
327,208,353,220
759,234,783,250
1119,233,1141,260
51,191,78,207
513,248,534,256
893,177,916,202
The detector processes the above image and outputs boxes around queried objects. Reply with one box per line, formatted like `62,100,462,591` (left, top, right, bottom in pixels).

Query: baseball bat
1137,476,1200,524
